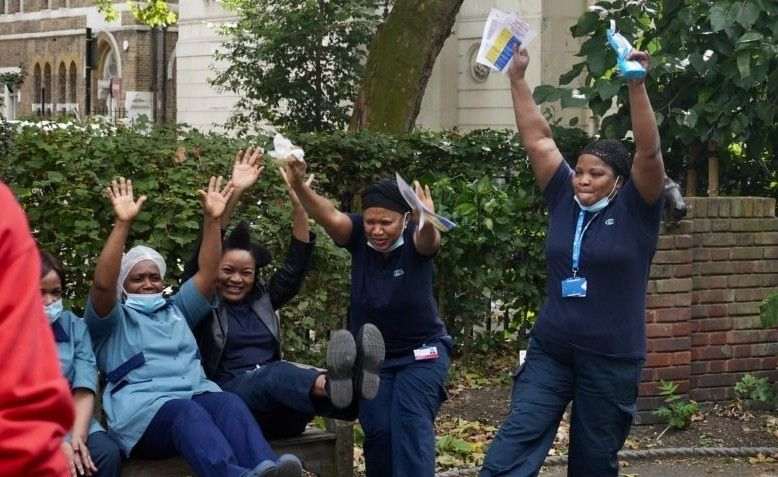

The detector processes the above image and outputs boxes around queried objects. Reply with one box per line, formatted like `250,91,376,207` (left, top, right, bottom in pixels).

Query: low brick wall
638,197,778,423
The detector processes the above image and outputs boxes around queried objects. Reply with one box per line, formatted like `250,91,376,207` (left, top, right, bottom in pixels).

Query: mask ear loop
607,176,622,201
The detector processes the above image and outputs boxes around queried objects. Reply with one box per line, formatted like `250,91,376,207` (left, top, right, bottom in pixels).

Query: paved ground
539,457,778,476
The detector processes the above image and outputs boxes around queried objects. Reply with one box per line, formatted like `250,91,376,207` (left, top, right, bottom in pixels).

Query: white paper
395,173,457,232
269,133,305,165
476,8,537,72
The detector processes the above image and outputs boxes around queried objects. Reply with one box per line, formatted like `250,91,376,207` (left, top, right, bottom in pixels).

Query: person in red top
0,181,74,476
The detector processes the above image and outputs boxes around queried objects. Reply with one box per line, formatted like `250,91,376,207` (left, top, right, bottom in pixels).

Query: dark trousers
133,391,276,477
87,431,121,477
223,360,358,439
359,339,450,477
480,336,643,477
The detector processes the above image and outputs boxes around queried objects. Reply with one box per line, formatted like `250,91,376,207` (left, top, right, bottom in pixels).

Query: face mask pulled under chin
123,292,167,314
367,213,409,252
44,299,63,324
574,178,621,213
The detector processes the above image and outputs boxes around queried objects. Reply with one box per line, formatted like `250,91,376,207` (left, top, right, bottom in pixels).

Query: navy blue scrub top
213,302,277,385
532,161,663,359
342,214,446,357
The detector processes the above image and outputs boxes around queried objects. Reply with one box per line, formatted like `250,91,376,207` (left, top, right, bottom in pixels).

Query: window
57,62,66,113
33,63,41,115
68,61,77,106
43,63,52,116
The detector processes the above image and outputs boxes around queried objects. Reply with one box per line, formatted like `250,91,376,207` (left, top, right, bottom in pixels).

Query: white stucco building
176,0,595,133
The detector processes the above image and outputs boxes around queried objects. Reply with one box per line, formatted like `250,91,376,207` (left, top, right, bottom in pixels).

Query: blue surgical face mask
574,177,621,213
124,292,166,315
367,213,409,253
44,299,63,324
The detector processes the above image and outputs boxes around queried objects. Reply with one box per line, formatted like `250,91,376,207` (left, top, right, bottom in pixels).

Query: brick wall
638,197,778,423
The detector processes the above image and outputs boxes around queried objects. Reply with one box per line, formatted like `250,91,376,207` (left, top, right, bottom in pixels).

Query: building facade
176,0,595,133
0,0,176,122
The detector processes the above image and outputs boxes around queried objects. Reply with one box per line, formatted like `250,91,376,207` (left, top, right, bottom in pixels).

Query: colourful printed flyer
476,9,537,72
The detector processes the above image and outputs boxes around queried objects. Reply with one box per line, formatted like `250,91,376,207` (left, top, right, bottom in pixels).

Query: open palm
199,176,235,219
106,177,146,222
231,147,264,190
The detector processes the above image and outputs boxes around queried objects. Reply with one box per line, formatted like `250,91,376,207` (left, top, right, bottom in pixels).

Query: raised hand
412,180,434,223
231,147,264,191
105,177,146,222
279,166,313,209
282,157,308,187
199,176,235,219
507,45,530,84
628,50,651,80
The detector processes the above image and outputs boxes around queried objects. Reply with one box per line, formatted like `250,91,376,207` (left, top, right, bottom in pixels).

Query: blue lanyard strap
571,210,599,276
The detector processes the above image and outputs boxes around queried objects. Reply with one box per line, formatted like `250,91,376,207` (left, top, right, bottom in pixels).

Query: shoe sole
356,323,385,400
253,460,278,477
327,330,357,409
277,454,303,477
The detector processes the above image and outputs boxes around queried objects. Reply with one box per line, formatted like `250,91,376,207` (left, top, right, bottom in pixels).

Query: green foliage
212,0,380,133
1,120,591,360
95,0,176,27
760,291,778,328
735,373,776,403
546,0,778,190
654,380,699,430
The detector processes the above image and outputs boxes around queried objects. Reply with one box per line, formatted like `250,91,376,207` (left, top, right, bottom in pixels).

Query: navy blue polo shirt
533,161,663,359
214,302,278,385
343,214,446,357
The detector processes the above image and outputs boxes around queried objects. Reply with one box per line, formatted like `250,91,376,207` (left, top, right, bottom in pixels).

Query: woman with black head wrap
191,149,385,440
480,46,666,477
283,162,451,477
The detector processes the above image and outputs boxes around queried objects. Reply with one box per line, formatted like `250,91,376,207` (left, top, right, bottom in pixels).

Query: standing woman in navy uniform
480,45,665,477
284,163,451,477
85,177,303,477
40,250,121,477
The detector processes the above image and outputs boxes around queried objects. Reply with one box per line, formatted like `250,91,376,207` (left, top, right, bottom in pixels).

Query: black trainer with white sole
354,323,385,401
325,329,357,409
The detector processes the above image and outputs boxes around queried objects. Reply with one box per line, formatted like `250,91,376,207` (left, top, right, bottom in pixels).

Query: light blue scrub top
52,310,104,436
85,279,220,455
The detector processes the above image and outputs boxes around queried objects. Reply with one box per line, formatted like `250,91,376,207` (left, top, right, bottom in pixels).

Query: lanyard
571,210,600,277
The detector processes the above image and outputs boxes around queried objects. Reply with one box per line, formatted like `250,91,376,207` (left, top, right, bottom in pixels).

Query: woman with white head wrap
85,177,303,477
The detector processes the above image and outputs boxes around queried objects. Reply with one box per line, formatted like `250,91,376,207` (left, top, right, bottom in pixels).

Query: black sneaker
326,329,357,409
354,323,385,400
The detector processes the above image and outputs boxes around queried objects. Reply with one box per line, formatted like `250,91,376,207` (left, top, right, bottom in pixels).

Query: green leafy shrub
735,373,776,403
0,119,592,361
760,292,778,329
654,380,699,430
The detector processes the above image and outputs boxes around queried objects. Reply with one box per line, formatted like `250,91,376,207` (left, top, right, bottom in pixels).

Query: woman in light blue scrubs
85,177,302,477
40,250,121,477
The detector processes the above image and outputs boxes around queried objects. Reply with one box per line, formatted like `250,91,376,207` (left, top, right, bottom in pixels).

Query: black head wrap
361,178,411,214
224,221,273,269
578,139,632,179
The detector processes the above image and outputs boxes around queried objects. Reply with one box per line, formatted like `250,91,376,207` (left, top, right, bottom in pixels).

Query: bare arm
222,148,264,227
627,51,665,204
412,181,440,256
192,177,234,298
281,160,352,246
508,46,564,190
69,389,97,476
91,178,146,317
280,167,312,243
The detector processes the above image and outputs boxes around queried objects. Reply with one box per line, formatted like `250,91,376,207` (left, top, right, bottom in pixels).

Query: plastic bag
606,20,646,80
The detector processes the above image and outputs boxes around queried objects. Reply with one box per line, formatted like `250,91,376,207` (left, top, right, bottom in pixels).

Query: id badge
561,277,587,298
413,346,439,361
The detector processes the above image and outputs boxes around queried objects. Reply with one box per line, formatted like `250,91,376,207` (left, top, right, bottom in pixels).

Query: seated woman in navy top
480,47,666,477
188,149,385,439
284,161,451,477
85,177,303,477
40,251,121,477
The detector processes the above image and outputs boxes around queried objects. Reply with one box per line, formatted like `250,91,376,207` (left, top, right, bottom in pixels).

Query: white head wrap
117,245,167,298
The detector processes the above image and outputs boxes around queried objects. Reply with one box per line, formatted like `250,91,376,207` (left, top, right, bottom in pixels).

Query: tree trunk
350,0,464,132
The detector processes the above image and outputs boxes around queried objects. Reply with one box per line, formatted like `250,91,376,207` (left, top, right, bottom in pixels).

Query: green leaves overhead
212,0,380,134
538,0,778,190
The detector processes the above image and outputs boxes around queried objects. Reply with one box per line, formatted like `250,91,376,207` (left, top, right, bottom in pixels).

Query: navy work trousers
222,360,358,439
480,336,643,477
86,431,121,477
359,338,451,477
133,391,276,477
